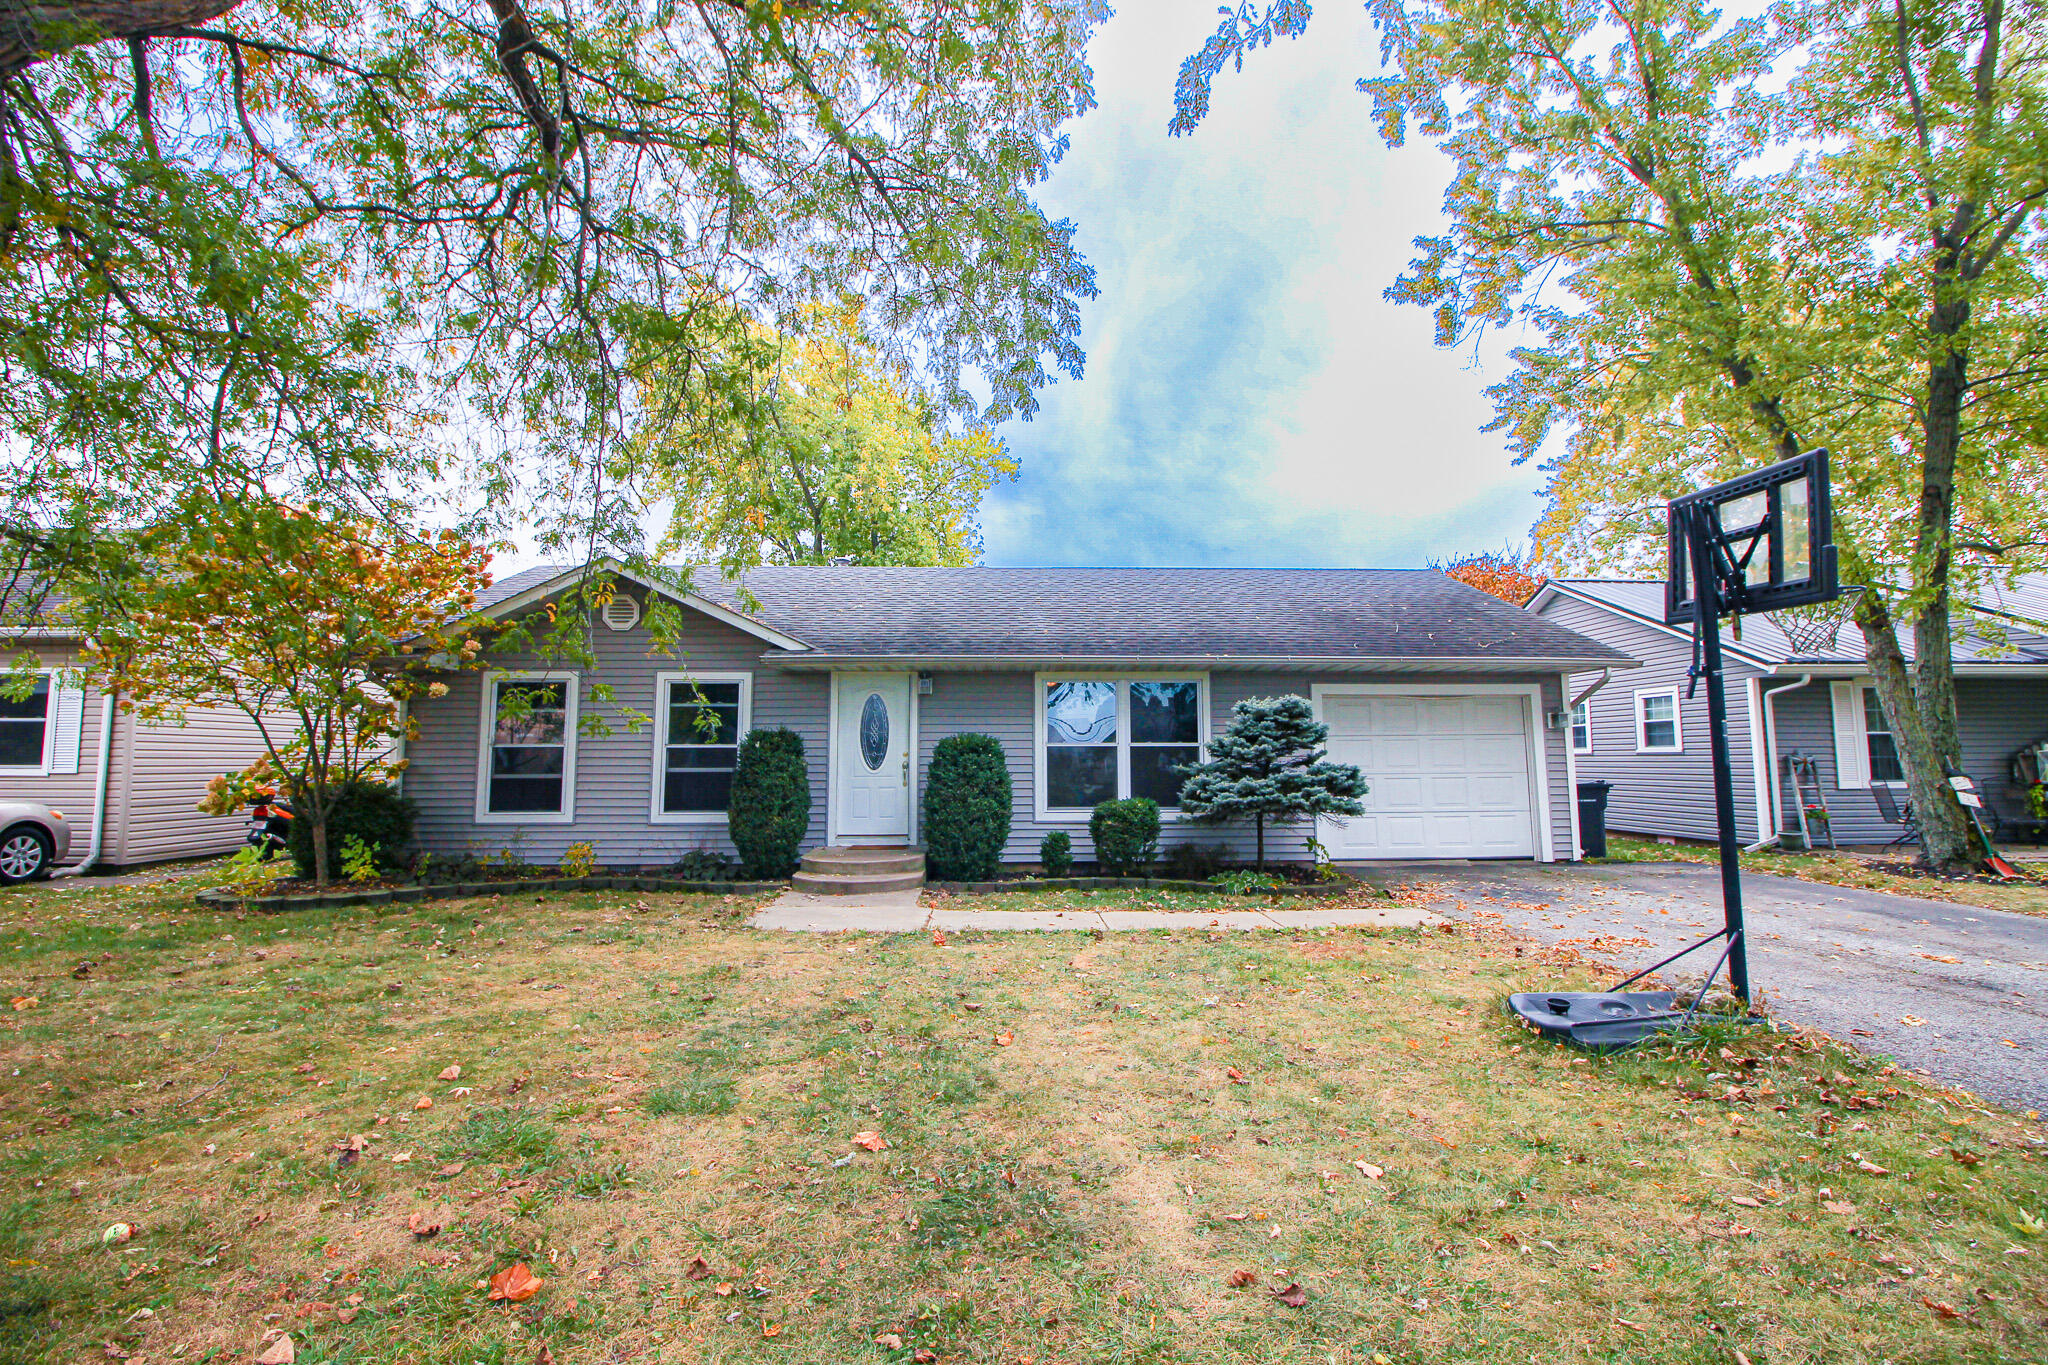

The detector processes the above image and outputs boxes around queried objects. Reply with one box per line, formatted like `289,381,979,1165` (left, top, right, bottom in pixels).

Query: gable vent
600,594,641,631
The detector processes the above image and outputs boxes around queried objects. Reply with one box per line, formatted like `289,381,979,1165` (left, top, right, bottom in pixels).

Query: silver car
0,801,72,883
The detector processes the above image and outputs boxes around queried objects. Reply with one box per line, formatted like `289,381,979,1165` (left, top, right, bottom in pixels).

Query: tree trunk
1913,260,1970,769
1855,591,1971,868
0,1,241,76
306,788,329,890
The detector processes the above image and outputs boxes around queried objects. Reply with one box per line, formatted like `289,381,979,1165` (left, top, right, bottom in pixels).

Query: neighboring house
401,563,1633,868
1,583,282,871
1527,578,2048,848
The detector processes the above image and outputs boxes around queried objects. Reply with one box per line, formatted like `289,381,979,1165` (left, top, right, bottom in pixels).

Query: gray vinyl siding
404,590,830,867
1771,677,2048,846
407,604,1580,867
1539,595,1769,845
2,644,104,865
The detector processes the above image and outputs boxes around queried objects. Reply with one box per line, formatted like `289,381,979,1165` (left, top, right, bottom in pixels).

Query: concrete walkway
749,888,1440,933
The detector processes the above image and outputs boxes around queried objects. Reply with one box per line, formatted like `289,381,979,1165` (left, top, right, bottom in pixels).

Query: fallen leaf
535,1348,554,1365
414,1097,433,1111
853,1131,887,1152
1271,1282,1308,1307
254,1335,295,1365
1226,1269,1257,1288
1899,1015,1928,1027
1823,1200,1856,1216
389,1151,413,1164
405,1212,440,1239
714,1282,735,1297
995,1031,1014,1047
434,1163,465,1180
438,1065,462,1081
1949,1149,1982,1168
1856,1159,1890,1175
487,1263,543,1302
1730,1195,1765,1209
9,996,36,1011
293,1062,316,1075
873,1334,902,1349
101,1223,134,1246
761,1324,782,1339
931,931,947,947
684,1257,713,1280
1353,1160,1384,1180
914,1351,937,1364
1226,1067,1249,1085
1921,1295,1963,1321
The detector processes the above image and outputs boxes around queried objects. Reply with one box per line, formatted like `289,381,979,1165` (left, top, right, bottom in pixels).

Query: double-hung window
1040,676,1205,816
0,673,51,771
1635,688,1681,752
478,674,577,820
1862,687,1904,784
653,673,751,820
1569,700,1592,754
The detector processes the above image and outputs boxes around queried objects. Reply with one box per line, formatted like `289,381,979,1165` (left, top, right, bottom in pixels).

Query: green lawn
0,870,2043,1365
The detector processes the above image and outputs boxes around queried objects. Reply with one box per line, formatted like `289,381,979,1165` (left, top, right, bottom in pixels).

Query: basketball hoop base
1506,991,1683,1050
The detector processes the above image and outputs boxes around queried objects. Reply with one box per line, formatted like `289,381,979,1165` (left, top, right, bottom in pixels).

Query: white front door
835,673,912,841
1319,691,1538,859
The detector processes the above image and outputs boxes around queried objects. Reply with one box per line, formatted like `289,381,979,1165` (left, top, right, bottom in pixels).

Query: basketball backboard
1665,449,1837,623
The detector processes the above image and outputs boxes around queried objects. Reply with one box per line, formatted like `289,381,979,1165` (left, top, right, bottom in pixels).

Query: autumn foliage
1431,550,1545,606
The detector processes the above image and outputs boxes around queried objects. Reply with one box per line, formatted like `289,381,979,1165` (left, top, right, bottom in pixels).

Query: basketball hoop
1509,450,1840,1048
1767,600,1852,655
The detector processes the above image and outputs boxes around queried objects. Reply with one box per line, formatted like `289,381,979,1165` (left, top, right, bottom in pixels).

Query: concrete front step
791,869,928,896
800,846,926,877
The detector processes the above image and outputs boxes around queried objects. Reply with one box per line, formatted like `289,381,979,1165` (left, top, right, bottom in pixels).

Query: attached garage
1313,685,1547,860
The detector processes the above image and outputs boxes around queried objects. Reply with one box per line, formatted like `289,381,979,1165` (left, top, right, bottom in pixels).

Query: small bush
289,781,416,881
1163,841,1229,881
728,728,810,878
1089,798,1160,874
924,734,1013,881
1039,829,1073,877
559,840,597,878
670,849,737,881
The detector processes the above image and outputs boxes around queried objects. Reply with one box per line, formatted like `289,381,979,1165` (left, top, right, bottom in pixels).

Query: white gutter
1569,668,1613,710
1746,674,1814,851
52,693,115,877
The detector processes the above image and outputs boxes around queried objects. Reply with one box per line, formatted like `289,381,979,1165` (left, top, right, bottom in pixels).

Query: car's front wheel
0,825,53,884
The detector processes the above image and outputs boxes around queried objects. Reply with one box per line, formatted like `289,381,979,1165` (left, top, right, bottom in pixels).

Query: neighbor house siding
2,643,105,865
101,703,280,866
1538,594,1769,845
404,589,829,867
1771,676,2048,846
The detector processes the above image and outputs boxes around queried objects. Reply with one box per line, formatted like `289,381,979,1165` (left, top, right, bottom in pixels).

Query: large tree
1174,0,2048,867
641,302,1018,567
0,0,1100,592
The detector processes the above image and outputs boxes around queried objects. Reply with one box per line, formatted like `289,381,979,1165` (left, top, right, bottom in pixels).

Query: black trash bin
1577,780,1613,859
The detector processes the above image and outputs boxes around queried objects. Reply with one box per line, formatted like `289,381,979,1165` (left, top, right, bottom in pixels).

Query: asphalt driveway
1385,860,2048,1115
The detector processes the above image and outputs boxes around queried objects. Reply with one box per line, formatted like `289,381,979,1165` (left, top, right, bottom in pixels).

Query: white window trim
0,667,58,777
647,671,752,823
1634,687,1683,753
1857,682,1907,788
474,671,580,824
1033,672,1209,823
1569,699,1593,754
826,671,919,847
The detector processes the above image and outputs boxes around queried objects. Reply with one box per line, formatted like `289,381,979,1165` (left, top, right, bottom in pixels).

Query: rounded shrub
289,780,417,880
923,734,1013,881
1089,797,1160,875
1039,829,1073,877
728,728,811,878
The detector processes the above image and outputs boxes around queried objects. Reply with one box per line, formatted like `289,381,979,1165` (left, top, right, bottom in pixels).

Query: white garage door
1319,692,1537,859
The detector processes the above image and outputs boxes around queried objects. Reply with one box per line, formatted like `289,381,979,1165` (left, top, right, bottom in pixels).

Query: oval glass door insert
859,692,890,770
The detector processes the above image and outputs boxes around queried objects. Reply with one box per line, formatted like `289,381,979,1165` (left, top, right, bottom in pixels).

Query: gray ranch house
400,564,1633,869
1528,578,2048,848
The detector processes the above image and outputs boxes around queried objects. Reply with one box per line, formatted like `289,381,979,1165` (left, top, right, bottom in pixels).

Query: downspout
52,693,116,877
1569,668,1612,711
1745,674,1814,851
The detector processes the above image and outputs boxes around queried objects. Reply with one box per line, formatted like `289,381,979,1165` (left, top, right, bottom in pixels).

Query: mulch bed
194,873,783,911
925,873,1374,898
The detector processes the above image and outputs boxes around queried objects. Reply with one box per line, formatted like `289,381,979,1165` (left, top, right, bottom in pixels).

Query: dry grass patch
0,872,2042,1365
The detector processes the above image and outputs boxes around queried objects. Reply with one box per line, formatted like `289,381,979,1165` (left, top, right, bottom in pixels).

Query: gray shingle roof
479,564,1631,665
1546,577,2048,666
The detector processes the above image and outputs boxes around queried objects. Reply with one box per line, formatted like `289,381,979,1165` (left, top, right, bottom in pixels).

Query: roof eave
760,652,1638,674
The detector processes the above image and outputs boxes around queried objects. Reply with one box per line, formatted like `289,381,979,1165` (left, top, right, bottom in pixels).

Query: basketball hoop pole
1682,503,1751,1003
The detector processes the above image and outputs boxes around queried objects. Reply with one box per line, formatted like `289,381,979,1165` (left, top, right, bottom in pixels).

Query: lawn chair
1870,783,1920,850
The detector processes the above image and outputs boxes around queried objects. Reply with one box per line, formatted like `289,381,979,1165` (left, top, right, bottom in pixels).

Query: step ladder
1782,751,1835,849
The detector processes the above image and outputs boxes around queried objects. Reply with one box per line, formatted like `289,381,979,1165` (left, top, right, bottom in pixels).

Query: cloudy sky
977,1,1547,569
